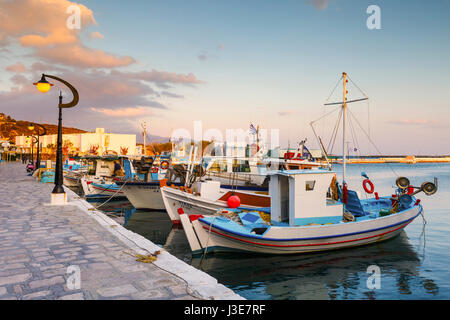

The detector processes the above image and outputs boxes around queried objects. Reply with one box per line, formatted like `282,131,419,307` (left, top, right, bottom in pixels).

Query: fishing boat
178,72,438,255
202,137,324,187
79,155,134,200
114,155,177,209
160,179,270,223
179,168,436,254
63,158,87,187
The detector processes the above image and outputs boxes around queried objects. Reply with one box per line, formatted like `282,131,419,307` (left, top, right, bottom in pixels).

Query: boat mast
342,72,347,184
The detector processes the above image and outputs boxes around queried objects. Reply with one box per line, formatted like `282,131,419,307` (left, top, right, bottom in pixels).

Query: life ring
160,161,169,170
363,179,374,194
151,167,159,173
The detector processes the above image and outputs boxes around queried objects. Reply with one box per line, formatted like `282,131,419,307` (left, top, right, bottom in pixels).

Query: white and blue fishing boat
179,168,436,254
80,155,135,200
115,155,177,209
178,72,438,255
63,158,88,187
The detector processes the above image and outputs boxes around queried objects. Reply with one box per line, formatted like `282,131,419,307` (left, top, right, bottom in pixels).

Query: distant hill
0,113,87,143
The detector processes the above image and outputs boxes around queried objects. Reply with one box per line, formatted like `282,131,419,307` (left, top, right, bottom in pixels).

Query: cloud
35,44,135,69
0,0,133,69
198,53,209,61
307,0,331,10
0,0,96,45
30,62,69,73
90,31,104,40
160,91,184,99
112,69,205,85
90,106,155,118
387,119,440,127
6,63,27,73
278,110,296,116
0,0,204,133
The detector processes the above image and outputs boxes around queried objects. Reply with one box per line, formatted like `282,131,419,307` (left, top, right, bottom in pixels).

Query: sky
1,0,449,155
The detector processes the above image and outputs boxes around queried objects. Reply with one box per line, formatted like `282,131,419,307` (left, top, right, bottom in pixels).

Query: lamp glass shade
33,75,53,93
36,82,52,93
28,125,35,131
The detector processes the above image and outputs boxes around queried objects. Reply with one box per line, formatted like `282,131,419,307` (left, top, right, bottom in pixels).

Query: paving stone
22,290,52,300
97,284,138,297
58,292,85,300
29,276,65,289
0,163,239,301
0,273,32,286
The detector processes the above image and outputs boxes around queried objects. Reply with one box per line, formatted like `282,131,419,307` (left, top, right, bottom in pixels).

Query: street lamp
33,74,79,205
28,122,47,171
27,135,38,171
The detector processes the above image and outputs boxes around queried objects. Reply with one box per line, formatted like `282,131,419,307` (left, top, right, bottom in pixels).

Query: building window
306,180,316,191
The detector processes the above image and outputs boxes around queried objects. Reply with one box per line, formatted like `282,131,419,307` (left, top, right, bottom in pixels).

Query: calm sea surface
90,163,450,300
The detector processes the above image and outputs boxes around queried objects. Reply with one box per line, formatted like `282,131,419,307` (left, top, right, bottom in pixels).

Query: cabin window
305,180,316,191
232,160,250,173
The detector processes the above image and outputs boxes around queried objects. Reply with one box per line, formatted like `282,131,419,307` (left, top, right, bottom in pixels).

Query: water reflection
84,162,450,300
96,199,439,300
189,233,439,299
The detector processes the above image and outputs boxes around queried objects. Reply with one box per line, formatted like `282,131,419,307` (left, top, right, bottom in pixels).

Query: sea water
91,163,450,300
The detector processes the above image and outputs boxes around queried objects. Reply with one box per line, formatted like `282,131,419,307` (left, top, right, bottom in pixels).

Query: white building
15,128,137,156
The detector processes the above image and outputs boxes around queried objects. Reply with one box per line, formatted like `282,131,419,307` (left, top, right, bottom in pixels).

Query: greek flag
302,145,311,159
249,123,257,135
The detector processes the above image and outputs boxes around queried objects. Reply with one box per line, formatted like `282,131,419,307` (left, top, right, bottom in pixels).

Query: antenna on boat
141,121,147,156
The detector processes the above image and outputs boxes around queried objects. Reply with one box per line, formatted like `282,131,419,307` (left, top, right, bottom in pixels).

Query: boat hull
188,204,422,255
119,182,165,210
161,186,270,222
81,178,126,200
63,175,81,187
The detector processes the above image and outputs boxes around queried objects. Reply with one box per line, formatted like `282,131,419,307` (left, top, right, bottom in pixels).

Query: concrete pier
0,162,243,300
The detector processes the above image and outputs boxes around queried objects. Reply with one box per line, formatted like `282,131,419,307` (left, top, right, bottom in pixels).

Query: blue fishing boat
178,73,438,255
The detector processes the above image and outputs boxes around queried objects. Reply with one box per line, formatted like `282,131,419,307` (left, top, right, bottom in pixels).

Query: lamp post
28,123,47,171
27,136,36,165
33,74,79,205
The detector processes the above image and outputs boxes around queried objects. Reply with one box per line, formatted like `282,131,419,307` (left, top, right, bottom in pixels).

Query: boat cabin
79,155,133,178
268,169,343,226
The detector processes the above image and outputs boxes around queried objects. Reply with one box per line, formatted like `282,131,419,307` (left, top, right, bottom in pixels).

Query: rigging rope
347,108,399,177
327,108,343,155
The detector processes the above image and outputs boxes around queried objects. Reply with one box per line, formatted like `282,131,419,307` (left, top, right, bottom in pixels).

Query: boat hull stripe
199,205,422,242
201,219,413,248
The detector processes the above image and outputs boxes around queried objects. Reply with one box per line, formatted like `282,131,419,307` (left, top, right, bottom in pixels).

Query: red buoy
227,195,241,209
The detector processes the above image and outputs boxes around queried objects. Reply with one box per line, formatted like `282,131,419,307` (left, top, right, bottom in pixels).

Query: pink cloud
0,0,133,69
278,110,296,116
90,106,155,118
36,44,135,69
308,0,331,10
90,31,104,40
113,69,205,85
6,63,27,73
0,0,95,44
387,119,440,126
